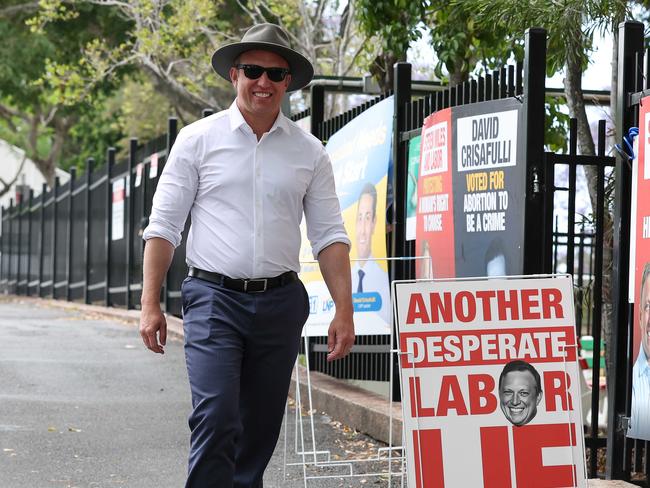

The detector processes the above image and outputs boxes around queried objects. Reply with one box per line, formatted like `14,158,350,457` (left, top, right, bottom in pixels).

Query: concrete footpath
0,297,398,487
0,296,636,488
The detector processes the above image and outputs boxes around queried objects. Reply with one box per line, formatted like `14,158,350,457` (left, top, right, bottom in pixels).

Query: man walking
139,23,354,487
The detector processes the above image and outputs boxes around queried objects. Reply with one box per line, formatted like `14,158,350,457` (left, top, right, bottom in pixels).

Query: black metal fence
608,20,650,485
302,37,532,384
0,125,184,314
0,23,644,482
553,219,599,337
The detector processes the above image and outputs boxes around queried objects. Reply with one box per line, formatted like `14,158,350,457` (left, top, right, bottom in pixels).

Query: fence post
7,199,12,293
84,157,94,305
66,168,76,301
306,85,325,369
310,84,325,140
38,184,46,297
1,205,5,289
163,117,178,312
390,62,411,278
16,193,22,294
105,147,115,306
607,19,644,480
26,189,33,295
51,177,59,297
140,144,148,303
521,27,547,275
126,138,137,310
390,62,411,402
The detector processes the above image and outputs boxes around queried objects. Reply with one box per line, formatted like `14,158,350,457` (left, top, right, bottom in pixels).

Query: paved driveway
0,299,398,488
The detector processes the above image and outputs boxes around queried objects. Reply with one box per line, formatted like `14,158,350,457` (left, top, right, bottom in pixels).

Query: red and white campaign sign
628,97,650,439
394,275,586,487
416,108,455,280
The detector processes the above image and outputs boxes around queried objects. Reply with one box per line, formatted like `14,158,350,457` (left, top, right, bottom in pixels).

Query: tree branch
140,56,215,115
235,0,260,24
0,1,40,17
0,151,28,198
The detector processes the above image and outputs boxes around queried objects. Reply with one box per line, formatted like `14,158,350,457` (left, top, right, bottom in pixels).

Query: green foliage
108,75,178,147
0,19,53,110
1,0,360,180
545,96,571,153
355,0,425,60
29,0,216,108
62,96,124,173
0,1,133,181
454,0,627,76
426,2,523,83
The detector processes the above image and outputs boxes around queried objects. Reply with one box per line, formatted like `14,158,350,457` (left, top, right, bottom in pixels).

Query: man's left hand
327,312,355,361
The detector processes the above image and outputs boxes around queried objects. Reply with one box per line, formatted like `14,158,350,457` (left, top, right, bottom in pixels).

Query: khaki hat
211,23,314,92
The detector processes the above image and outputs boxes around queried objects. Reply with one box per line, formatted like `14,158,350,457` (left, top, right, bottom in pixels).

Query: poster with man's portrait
628,96,650,440
299,97,393,336
394,275,586,487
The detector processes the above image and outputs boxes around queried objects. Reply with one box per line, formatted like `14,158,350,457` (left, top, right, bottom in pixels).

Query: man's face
499,370,542,426
355,193,375,261
640,276,650,360
230,50,291,121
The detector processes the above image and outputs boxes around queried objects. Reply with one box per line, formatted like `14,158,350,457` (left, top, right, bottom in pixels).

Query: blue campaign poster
300,96,394,336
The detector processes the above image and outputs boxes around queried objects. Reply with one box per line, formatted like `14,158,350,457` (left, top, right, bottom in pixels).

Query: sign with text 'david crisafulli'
394,275,586,488
415,99,526,281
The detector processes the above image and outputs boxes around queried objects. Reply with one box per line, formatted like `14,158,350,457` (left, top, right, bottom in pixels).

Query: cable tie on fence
613,144,630,161
614,126,639,161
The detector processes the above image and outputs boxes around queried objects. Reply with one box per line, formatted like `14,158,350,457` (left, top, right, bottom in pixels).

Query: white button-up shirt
143,101,350,279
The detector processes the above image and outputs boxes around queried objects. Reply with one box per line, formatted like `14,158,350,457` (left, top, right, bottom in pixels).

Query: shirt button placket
254,146,263,276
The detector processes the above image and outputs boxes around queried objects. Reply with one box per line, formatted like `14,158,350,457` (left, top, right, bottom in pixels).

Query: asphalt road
0,299,402,488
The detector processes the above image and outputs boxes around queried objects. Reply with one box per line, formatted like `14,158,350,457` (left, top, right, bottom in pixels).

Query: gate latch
531,167,541,195
617,414,630,432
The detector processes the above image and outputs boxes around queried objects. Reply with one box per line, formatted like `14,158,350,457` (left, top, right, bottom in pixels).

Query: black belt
188,267,299,293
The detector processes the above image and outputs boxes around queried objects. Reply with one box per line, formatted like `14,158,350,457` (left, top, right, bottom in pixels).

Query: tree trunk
564,57,595,157
449,64,467,86
600,13,624,385
142,61,218,117
370,52,399,94
564,36,616,386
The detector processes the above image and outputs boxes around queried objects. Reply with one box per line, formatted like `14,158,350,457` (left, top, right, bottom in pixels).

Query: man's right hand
140,304,167,354
140,238,174,355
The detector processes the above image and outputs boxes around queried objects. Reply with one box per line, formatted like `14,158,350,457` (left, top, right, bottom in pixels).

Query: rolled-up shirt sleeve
303,148,350,258
142,128,199,248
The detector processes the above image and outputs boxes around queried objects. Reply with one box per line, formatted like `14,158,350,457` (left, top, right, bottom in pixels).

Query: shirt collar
228,100,248,132
228,99,291,135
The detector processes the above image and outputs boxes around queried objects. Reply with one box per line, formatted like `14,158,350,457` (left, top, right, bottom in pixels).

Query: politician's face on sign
356,185,377,261
499,366,543,426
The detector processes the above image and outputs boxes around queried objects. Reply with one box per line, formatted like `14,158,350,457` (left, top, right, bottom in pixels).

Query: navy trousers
181,276,309,488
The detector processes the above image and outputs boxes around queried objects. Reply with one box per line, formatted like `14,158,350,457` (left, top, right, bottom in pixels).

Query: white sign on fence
111,178,125,241
394,275,586,488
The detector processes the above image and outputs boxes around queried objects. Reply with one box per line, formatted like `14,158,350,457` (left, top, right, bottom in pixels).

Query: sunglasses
235,64,290,82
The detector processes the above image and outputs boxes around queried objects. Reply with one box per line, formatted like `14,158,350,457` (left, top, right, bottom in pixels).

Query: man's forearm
141,237,175,307
318,242,353,315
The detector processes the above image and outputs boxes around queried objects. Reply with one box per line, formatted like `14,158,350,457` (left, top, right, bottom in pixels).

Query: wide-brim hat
211,23,314,92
